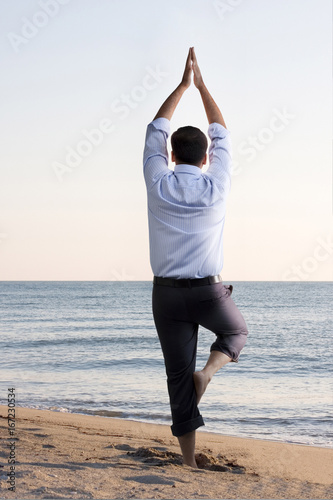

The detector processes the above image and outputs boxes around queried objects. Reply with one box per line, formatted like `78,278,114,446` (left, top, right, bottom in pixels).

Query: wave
1,334,158,349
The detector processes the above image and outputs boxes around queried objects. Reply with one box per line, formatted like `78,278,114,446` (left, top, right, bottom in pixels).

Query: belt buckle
208,275,221,285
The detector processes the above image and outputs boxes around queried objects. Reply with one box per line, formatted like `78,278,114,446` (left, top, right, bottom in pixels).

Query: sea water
0,281,332,447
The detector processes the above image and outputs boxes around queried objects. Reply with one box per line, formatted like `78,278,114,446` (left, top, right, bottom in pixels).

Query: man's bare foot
193,371,211,405
183,459,198,468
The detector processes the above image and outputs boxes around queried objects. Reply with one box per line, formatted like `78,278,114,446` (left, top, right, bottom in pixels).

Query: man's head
171,126,208,168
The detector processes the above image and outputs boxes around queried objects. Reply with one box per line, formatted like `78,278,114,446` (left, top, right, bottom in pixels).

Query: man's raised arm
153,48,192,121
190,48,231,188
143,49,193,189
191,48,227,129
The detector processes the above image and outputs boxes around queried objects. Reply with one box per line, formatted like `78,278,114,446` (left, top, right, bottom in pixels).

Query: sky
0,0,332,281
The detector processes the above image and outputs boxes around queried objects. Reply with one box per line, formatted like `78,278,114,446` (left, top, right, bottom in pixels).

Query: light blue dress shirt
143,117,232,279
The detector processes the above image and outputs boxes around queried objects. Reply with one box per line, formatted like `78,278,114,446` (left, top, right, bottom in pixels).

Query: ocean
0,281,332,448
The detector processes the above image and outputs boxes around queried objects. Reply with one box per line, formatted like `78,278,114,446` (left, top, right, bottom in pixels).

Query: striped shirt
143,117,232,279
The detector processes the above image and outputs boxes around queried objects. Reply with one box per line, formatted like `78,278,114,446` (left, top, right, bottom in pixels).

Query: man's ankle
183,459,198,468
201,368,213,383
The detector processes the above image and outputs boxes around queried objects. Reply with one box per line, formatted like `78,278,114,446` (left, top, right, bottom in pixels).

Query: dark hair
171,126,208,166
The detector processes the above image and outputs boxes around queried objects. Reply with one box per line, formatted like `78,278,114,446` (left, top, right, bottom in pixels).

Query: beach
1,281,332,450
0,406,332,499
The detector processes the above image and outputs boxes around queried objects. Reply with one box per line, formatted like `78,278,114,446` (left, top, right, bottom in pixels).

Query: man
143,47,248,468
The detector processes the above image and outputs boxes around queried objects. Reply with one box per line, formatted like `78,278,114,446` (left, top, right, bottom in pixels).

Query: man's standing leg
177,431,197,468
152,284,204,467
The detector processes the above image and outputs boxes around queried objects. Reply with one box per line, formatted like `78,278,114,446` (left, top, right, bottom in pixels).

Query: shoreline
11,404,332,450
0,405,332,499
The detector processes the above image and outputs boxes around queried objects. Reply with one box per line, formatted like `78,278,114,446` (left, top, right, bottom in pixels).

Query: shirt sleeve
143,117,170,190
204,122,232,193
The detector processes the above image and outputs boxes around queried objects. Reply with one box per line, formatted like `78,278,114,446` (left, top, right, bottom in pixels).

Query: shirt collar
174,164,202,175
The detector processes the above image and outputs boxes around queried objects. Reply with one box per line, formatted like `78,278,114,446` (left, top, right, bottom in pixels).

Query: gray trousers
152,281,248,437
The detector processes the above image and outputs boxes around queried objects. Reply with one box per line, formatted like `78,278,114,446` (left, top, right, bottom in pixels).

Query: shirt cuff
150,117,171,135
208,122,230,139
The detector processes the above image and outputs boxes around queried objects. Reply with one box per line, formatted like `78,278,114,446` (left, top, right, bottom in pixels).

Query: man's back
144,118,232,278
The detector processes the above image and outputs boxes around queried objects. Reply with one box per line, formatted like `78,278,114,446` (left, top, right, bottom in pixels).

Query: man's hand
153,47,226,127
191,48,204,90
180,48,192,89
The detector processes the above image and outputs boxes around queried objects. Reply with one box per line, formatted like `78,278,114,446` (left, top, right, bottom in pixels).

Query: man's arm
153,48,192,120
191,48,227,128
143,49,193,189
190,49,231,189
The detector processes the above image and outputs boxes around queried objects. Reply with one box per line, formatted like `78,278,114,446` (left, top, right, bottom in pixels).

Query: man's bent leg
193,351,231,405
193,283,248,404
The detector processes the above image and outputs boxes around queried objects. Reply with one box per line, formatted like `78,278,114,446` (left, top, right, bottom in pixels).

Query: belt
153,275,222,288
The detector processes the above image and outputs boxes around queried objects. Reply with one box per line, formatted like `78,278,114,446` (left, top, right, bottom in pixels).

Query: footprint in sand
125,475,176,485
127,447,183,466
114,444,136,451
127,446,246,473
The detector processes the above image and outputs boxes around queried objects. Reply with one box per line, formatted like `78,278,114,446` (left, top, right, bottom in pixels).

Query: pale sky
0,0,332,281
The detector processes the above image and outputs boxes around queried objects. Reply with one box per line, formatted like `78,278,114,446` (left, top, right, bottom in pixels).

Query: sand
0,405,332,499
